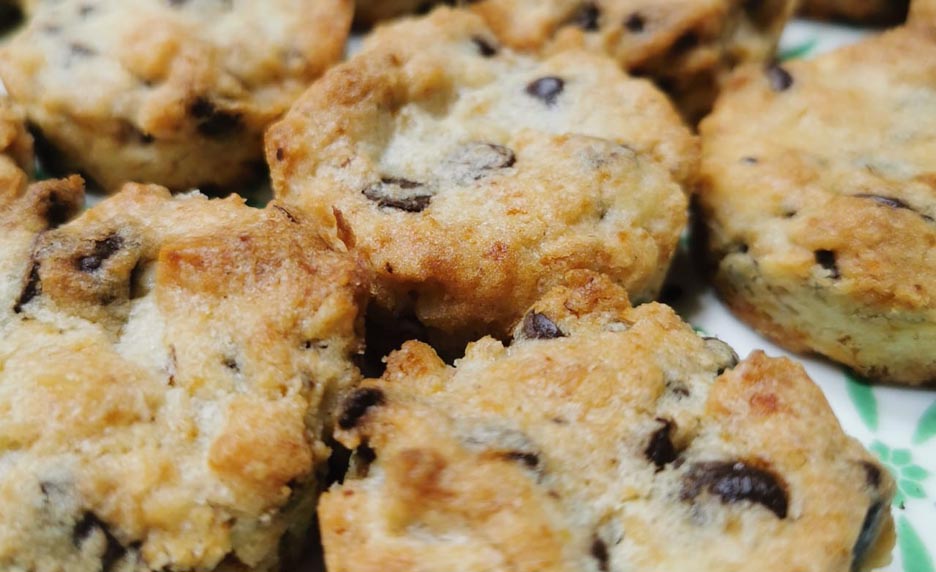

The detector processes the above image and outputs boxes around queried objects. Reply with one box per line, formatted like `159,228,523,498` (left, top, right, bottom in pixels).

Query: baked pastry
0,98,32,195
697,26,936,385
320,272,896,572
467,0,797,122
0,183,367,571
799,0,909,24
267,8,695,351
0,0,352,192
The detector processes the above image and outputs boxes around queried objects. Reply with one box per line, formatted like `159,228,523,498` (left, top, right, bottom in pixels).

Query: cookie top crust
267,8,695,344
0,183,366,571
0,0,352,191
699,27,936,319
467,0,796,120
320,272,895,572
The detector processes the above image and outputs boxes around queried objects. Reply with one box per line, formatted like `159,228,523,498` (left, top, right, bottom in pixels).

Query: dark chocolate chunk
338,388,385,430
814,249,840,279
645,419,678,470
681,461,789,519
189,97,243,139
362,178,433,213
573,2,601,31
502,451,540,469
444,142,516,183
13,262,40,313
521,312,565,340
72,512,130,571
766,64,794,92
852,501,887,572
526,76,565,106
624,12,645,32
472,35,499,57
76,235,123,272
222,356,239,372
591,537,610,572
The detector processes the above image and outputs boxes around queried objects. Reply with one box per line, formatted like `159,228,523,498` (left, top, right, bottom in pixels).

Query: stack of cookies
0,1,930,571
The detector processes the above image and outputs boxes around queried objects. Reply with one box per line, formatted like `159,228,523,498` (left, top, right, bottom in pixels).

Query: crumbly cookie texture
0,98,33,195
267,8,695,350
0,183,367,571
0,0,352,192
799,0,909,24
320,272,895,572
466,0,796,122
698,27,936,385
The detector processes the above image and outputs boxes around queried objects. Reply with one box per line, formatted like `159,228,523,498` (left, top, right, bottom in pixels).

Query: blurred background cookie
0,0,352,192
697,26,936,385
321,273,895,572
0,183,366,571
267,8,696,353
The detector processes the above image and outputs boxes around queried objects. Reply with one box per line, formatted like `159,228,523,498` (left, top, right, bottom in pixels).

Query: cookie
0,183,367,571
466,0,797,122
0,98,32,195
320,272,896,572
267,8,695,351
799,0,909,24
911,0,936,23
0,0,352,192
697,27,936,385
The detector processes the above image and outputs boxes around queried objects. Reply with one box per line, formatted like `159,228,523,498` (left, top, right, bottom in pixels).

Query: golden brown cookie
0,0,352,192
910,0,936,24
267,8,695,351
320,272,895,572
0,183,367,571
467,0,797,122
698,26,936,385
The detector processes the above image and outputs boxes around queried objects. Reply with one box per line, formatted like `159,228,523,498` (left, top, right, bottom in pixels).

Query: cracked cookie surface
465,0,796,121
267,8,695,350
0,183,366,571
320,272,895,572
0,0,352,192
698,27,936,385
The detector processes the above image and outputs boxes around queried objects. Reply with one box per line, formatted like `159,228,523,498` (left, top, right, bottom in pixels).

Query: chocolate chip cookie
0,98,32,195
320,272,895,572
467,0,797,122
698,26,936,385
268,8,695,351
0,182,367,571
800,0,909,24
0,0,352,192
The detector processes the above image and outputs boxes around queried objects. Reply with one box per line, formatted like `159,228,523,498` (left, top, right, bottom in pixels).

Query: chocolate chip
222,356,239,372
860,461,882,489
703,337,740,375
671,31,698,54
852,501,887,571
645,419,678,470
852,194,930,220
521,312,565,340
444,142,515,183
72,512,130,571
338,388,385,430
526,77,565,106
472,35,499,57
624,12,645,32
362,178,433,213
681,461,789,519
573,2,601,31
502,451,540,469
814,249,840,279
766,64,793,92
76,235,123,272
591,537,610,571
13,262,40,313
189,97,243,139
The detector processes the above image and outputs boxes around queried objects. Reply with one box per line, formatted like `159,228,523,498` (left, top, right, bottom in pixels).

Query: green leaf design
913,401,936,445
904,465,929,481
892,449,913,467
845,372,878,431
901,480,927,499
779,38,819,61
898,516,936,572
